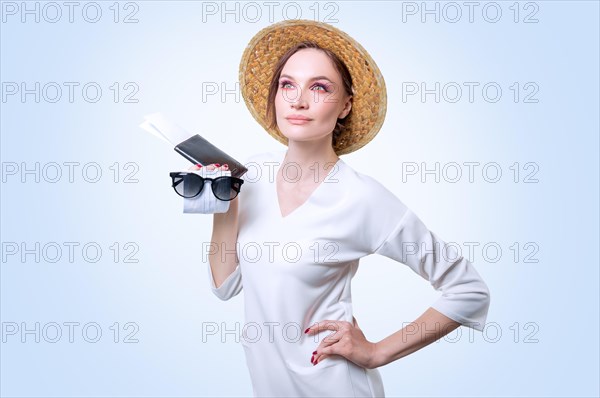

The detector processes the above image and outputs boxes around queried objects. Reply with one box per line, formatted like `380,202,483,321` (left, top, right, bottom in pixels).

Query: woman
197,20,491,397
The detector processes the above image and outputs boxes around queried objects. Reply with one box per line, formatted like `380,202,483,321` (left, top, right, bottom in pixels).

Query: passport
139,112,248,178
174,134,248,179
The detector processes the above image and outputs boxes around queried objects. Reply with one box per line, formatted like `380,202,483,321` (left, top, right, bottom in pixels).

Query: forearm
209,196,239,288
373,307,462,367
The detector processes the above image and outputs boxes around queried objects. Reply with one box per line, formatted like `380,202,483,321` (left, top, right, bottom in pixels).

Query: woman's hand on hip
306,317,381,369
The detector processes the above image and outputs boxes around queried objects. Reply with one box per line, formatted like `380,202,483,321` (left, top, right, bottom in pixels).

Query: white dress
208,150,491,397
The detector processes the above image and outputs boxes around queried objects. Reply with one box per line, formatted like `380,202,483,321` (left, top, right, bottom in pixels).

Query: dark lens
211,177,243,201
173,173,204,198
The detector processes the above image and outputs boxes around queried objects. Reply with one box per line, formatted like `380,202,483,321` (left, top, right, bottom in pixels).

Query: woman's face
275,48,352,146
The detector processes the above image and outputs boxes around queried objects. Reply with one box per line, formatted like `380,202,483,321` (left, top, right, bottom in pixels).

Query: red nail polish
196,164,202,167
312,351,317,355
304,328,310,333
215,163,221,167
311,355,314,364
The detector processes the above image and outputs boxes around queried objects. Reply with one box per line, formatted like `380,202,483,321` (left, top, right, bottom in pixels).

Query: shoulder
341,161,410,213
340,161,413,252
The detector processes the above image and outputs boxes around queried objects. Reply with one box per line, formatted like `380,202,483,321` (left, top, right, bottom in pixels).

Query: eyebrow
279,74,333,83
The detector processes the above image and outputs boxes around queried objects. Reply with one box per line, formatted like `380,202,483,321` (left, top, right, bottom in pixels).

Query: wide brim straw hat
239,19,387,156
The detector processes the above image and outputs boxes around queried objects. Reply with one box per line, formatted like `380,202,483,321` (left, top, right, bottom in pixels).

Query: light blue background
1,1,598,397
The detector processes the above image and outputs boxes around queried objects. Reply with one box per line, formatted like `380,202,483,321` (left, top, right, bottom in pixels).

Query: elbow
468,263,491,318
481,280,491,307
476,281,491,328
485,286,491,314
470,276,490,310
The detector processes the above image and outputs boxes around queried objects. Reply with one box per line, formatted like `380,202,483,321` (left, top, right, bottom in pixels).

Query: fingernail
215,163,221,167
312,351,317,355
310,355,314,364
196,164,202,167
304,328,310,333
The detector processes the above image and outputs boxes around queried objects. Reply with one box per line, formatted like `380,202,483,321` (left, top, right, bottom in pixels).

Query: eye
312,83,329,92
279,80,294,89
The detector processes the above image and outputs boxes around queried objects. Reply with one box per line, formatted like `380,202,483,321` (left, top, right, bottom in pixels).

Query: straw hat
239,19,387,155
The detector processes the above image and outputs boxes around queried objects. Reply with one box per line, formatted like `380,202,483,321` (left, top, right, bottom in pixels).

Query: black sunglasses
169,172,244,201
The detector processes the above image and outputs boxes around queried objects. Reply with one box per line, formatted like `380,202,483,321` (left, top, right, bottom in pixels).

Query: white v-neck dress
208,150,490,397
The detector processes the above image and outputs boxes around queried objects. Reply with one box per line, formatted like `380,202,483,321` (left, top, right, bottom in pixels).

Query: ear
338,95,353,119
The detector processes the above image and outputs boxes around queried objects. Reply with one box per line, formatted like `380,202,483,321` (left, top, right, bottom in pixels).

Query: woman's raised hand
187,163,230,171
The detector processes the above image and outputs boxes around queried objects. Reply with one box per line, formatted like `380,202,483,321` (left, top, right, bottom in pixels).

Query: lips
286,115,312,121
286,115,312,125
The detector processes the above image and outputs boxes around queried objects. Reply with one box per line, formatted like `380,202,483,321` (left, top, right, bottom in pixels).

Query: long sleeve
373,208,491,332
207,262,243,301
205,153,258,301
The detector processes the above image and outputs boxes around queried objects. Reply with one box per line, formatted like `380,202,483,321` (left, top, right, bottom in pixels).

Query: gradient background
1,1,598,397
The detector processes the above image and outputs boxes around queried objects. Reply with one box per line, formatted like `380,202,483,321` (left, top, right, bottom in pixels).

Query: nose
288,88,309,109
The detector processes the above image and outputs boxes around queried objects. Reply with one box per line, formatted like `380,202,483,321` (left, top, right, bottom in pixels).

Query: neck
281,141,340,181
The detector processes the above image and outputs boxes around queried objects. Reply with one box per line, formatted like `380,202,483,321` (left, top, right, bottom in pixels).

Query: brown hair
265,41,353,149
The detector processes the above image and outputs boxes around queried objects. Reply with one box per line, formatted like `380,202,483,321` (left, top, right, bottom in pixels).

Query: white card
139,112,194,147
